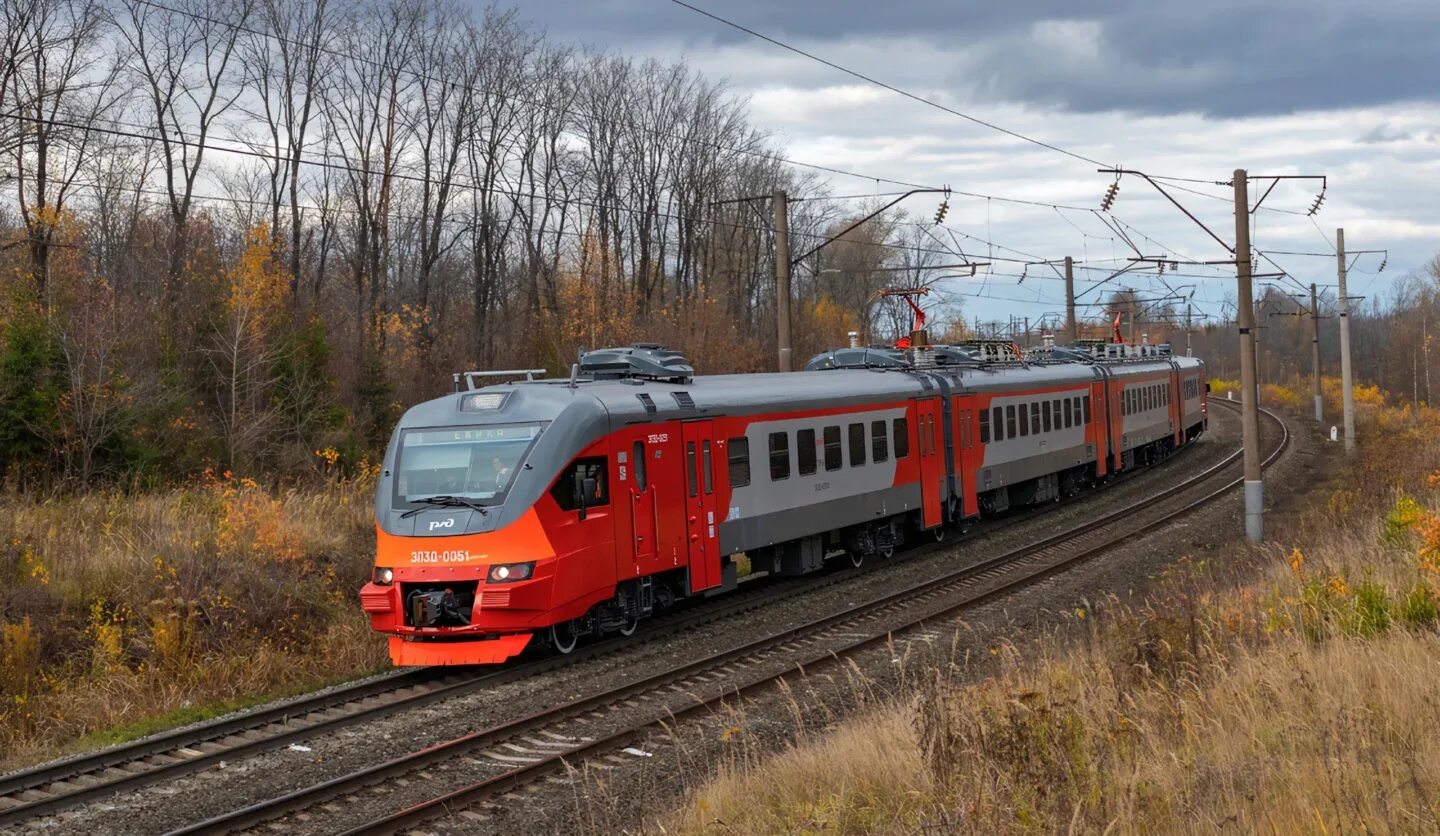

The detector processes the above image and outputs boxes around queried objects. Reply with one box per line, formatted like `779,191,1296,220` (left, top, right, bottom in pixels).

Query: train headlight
487,562,534,583
374,567,394,585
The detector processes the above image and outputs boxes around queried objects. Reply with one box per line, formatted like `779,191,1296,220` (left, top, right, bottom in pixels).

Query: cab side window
551,456,608,512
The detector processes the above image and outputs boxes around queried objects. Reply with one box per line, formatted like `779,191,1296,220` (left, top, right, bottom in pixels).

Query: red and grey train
359,342,1207,666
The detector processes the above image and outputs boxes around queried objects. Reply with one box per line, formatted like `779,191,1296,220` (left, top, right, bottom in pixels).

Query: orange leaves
227,224,291,340
208,471,304,565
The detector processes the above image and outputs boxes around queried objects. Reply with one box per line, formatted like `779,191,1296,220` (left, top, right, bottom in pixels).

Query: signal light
934,199,949,225
374,567,394,585
1100,180,1120,212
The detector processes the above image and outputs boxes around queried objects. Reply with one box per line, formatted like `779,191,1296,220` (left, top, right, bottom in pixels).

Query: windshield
393,423,544,507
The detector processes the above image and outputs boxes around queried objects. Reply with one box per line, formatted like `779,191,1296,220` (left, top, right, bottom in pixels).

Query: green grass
70,663,390,752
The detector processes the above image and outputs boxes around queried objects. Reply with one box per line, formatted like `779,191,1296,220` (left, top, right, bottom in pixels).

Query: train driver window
824,426,843,471
768,432,790,481
551,456,608,513
871,420,889,463
632,441,647,491
797,428,817,475
849,423,867,467
727,437,750,487
979,408,990,443
893,418,910,458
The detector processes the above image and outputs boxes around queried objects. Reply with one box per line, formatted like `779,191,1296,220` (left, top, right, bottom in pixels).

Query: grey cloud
501,0,1440,117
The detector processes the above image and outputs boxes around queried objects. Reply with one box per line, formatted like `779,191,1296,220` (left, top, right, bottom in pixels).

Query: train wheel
618,617,639,637
850,550,865,568
932,527,946,543
549,620,580,654
879,544,895,559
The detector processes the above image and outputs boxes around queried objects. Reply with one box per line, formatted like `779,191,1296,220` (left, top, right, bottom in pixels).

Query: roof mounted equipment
579,343,694,384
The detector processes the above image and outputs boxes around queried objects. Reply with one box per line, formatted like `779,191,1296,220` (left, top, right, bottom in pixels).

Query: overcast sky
509,1,1440,330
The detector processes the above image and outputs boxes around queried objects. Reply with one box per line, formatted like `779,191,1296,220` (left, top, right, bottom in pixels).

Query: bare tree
118,0,254,294
240,0,330,292
8,0,122,302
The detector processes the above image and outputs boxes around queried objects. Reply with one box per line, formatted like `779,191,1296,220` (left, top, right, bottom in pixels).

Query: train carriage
361,341,1206,666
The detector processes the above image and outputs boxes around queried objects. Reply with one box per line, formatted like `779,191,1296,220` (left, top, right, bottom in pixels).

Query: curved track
0,407,1226,829
173,400,1284,836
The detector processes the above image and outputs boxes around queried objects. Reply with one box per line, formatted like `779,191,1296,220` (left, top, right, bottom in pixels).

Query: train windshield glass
393,423,544,506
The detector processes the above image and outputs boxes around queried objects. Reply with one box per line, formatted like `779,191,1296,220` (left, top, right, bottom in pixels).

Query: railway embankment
7,399,1247,833
661,395,1440,834
0,473,388,772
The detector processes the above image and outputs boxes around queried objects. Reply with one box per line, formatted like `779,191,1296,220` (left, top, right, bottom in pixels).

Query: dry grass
0,472,387,769
666,709,932,835
667,400,1440,835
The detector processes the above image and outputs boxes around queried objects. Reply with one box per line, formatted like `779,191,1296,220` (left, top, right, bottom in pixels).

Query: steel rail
1,404,1223,828
189,401,1278,836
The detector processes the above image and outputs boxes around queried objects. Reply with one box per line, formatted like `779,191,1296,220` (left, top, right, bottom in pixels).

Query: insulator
933,200,948,225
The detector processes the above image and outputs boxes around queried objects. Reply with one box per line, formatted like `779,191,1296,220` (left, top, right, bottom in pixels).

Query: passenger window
1019,403,1029,436
701,440,713,494
824,425,843,471
632,441,647,491
797,428,817,475
1083,395,1091,424
849,423,866,466
1063,399,1073,428
1006,405,1017,438
1042,401,1052,432
1030,403,1040,433
979,408,990,443
686,442,698,496
871,420,889,463
1073,397,1081,424
727,437,750,488
992,406,1004,441
551,456,609,512
769,432,790,481
894,418,910,458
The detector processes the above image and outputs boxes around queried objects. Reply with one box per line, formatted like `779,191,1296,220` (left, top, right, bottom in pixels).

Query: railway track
0,415,1214,830
164,400,1283,836
0,562,849,827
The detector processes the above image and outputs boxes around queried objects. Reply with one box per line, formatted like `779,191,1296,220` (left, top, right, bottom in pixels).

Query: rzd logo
428,518,456,531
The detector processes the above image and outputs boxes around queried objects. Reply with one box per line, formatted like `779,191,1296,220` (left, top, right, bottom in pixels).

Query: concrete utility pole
1234,169,1263,543
773,189,792,372
1310,283,1322,423
1064,256,1077,343
1337,227,1356,453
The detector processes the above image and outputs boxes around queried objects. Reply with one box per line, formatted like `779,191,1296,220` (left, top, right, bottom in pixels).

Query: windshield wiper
400,495,489,519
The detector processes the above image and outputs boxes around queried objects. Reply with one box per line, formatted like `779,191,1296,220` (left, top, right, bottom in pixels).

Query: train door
681,421,721,593
627,437,657,568
916,398,944,529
